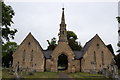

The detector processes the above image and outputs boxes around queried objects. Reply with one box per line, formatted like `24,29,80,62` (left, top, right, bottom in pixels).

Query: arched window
93,51,96,63
30,50,34,61
22,50,26,62
101,51,104,65
96,44,100,49
28,42,31,45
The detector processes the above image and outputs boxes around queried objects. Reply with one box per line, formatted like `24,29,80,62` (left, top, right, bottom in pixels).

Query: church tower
58,8,68,43
51,8,75,72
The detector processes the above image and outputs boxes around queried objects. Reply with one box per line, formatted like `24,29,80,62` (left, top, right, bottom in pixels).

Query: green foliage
1,1,17,42
67,31,77,40
116,16,120,69
106,44,114,56
2,69,59,78
115,53,120,69
47,37,57,50
67,31,82,51
2,42,18,67
47,31,82,50
116,16,120,23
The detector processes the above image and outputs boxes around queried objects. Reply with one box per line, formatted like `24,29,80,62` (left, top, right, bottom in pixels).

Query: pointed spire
58,8,68,43
61,8,65,23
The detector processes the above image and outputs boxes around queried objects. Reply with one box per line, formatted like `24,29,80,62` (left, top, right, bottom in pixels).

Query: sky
4,1,119,54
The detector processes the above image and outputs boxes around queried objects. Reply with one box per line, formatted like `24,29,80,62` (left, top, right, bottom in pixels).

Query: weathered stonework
51,42,75,72
12,33,45,72
12,8,115,73
81,34,114,72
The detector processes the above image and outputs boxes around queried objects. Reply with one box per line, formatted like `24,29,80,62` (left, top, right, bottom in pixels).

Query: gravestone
102,68,110,78
9,61,12,73
112,65,119,79
90,61,96,74
33,64,36,72
14,62,20,78
2,63,4,69
26,67,28,75
20,67,23,78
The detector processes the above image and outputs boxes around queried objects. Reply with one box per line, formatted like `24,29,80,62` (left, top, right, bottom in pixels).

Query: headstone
26,67,28,75
90,61,96,74
33,64,36,72
112,65,119,79
15,62,18,74
9,61,12,73
20,68,23,78
2,63,4,69
14,62,20,78
102,68,109,78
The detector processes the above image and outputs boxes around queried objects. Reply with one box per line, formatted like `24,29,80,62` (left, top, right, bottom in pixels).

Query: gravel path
58,72,75,80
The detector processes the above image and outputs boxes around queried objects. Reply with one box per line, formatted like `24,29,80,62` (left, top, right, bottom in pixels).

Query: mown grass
67,72,104,78
2,69,59,78
24,72,59,78
67,72,112,80
2,69,113,80
2,69,15,78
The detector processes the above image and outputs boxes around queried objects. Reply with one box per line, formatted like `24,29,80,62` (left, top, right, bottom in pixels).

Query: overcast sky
5,1,119,54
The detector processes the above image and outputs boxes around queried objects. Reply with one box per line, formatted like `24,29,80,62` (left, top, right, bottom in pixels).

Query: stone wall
12,33,45,72
45,59,51,71
51,42,76,72
81,35,114,73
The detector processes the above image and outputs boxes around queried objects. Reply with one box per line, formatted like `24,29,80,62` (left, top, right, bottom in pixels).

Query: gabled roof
81,34,96,57
13,32,43,56
81,34,115,57
25,32,43,51
29,33,43,51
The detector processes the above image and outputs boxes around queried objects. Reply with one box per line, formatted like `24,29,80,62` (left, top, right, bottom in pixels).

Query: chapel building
12,8,115,73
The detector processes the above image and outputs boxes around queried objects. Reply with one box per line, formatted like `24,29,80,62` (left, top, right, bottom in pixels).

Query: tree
116,17,120,23
67,31,82,51
2,42,18,67
67,31,77,40
116,16,120,69
47,37,57,50
115,54,120,69
106,44,115,56
1,1,17,43
47,31,82,50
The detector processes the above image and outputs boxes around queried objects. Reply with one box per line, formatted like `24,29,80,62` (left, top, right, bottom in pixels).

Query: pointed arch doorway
58,54,68,71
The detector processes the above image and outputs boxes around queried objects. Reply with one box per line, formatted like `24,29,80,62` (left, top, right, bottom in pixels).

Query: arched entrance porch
58,54,68,71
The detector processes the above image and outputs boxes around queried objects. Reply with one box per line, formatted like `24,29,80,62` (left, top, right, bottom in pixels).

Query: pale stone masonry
12,8,115,73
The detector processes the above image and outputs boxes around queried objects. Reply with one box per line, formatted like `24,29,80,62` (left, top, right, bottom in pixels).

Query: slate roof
73,51,83,59
81,37,93,57
42,50,83,59
30,33,43,51
43,50,52,59
35,34,115,60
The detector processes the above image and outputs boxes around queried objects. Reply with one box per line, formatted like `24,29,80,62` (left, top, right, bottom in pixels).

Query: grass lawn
24,72,59,78
68,72,104,78
67,72,112,80
2,69,113,80
2,69,59,78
